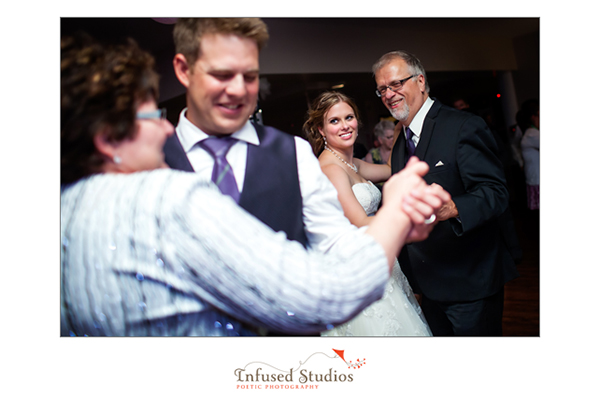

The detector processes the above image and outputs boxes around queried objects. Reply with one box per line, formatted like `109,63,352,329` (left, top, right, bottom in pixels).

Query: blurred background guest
517,99,540,212
365,119,395,166
365,119,396,192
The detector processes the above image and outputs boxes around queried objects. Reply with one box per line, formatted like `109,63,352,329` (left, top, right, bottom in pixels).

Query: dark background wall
61,17,539,149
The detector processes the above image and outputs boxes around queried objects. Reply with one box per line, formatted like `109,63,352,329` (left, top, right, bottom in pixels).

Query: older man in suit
373,50,519,336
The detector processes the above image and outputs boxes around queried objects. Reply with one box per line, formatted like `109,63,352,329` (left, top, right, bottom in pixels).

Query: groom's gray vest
164,123,308,248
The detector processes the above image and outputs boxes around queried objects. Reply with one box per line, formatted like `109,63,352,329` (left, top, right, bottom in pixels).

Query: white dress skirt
322,181,432,336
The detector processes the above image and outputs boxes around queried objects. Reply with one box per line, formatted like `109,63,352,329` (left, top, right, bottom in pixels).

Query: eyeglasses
375,75,416,97
136,108,167,120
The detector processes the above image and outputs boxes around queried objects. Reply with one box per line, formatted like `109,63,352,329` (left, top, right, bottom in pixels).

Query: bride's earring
113,155,122,164
322,135,327,146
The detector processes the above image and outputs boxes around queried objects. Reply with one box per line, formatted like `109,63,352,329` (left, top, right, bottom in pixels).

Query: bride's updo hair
303,91,361,156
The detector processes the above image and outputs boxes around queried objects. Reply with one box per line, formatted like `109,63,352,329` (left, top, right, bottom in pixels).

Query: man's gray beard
390,102,409,122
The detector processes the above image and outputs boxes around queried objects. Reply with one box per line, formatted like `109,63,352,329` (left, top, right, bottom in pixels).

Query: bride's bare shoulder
318,155,352,185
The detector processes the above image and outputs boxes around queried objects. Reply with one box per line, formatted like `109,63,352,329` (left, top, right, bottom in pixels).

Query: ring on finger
424,214,437,225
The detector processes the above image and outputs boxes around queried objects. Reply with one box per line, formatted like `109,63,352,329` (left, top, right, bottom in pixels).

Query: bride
304,91,432,336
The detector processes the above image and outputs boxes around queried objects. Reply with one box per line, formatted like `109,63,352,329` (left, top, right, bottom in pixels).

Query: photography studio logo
234,348,367,390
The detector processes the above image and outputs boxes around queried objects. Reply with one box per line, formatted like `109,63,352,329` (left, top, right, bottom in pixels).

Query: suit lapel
391,122,406,174
391,99,441,172
414,100,441,161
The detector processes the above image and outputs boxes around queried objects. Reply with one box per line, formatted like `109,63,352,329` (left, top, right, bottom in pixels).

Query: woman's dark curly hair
303,91,362,157
61,33,160,184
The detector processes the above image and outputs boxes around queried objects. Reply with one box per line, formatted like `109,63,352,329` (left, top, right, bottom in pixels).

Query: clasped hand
382,157,451,242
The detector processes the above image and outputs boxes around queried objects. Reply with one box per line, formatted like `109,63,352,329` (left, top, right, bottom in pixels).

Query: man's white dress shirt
405,96,435,146
175,109,359,253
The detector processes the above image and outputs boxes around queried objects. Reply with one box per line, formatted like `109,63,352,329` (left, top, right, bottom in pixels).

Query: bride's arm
320,163,373,227
354,158,391,183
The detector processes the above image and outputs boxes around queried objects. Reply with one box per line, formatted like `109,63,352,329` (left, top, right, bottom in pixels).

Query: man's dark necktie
405,127,416,158
198,136,240,202
403,127,417,167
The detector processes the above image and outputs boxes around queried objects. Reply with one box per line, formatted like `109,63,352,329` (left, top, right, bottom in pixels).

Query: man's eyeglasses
136,108,167,121
375,75,416,97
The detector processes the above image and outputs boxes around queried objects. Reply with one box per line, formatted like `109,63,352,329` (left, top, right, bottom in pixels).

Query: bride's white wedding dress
322,181,432,336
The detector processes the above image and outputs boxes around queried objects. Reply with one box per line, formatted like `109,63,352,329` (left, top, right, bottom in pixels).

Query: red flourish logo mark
333,349,366,369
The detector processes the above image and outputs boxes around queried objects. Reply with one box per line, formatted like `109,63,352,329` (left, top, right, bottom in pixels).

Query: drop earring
113,155,122,164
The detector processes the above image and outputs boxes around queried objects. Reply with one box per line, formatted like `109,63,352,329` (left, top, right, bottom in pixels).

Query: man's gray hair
372,50,430,93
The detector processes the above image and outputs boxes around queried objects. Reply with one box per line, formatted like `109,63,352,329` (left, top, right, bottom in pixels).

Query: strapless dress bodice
352,181,381,216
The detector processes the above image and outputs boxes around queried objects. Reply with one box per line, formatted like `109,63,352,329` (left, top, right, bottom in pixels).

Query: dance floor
502,203,540,337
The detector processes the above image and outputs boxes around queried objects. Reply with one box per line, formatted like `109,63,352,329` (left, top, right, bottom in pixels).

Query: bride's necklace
324,145,358,173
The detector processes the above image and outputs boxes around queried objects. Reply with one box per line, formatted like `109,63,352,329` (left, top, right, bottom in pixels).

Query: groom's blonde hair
173,18,269,67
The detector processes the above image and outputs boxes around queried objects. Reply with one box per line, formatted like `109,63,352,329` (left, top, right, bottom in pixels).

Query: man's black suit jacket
391,100,519,303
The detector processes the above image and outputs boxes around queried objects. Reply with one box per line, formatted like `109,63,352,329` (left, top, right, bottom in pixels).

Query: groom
373,50,519,336
163,18,360,256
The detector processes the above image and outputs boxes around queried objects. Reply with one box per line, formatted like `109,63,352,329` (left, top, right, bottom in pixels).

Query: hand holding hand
381,157,430,224
393,158,451,223
403,182,451,242
384,159,451,243
368,158,450,269
431,183,458,221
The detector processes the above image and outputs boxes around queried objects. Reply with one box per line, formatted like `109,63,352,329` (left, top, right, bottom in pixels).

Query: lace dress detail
322,182,432,336
351,181,380,216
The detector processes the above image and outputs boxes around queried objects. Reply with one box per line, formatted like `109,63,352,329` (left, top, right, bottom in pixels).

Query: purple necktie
405,127,416,158
199,136,240,202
